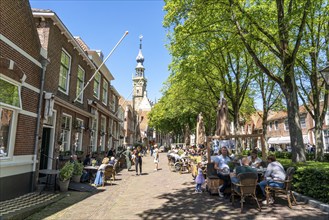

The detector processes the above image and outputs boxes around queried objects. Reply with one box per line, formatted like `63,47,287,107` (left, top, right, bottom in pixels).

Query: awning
267,135,309,144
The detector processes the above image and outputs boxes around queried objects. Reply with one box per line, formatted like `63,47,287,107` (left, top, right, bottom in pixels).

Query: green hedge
241,149,329,162
278,159,329,204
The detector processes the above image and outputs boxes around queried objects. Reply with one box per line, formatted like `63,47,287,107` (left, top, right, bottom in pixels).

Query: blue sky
30,0,171,102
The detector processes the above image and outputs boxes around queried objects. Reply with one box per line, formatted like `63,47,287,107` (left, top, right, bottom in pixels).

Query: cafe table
83,166,99,183
39,169,60,191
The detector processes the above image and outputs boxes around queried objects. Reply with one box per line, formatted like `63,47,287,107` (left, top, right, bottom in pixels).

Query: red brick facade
0,0,43,201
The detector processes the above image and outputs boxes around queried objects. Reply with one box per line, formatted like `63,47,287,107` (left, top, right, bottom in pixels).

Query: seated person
258,155,286,204
214,146,232,198
93,157,110,187
248,149,262,168
83,154,91,166
230,157,257,185
109,156,116,166
0,147,7,157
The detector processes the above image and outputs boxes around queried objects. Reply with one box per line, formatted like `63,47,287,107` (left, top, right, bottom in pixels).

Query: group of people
195,146,286,205
124,144,161,176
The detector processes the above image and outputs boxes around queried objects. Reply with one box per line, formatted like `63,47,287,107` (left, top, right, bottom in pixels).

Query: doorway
40,128,51,170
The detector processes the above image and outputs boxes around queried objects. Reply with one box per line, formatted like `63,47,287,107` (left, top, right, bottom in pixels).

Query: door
40,128,51,170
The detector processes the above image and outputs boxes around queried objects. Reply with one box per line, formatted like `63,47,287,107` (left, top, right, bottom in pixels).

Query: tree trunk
314,123,324,161
282,85,306,162
261,110,269,160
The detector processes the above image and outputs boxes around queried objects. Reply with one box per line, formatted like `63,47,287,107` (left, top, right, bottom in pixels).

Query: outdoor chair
102,165,115,186
231,172,261,213
265,167,297,208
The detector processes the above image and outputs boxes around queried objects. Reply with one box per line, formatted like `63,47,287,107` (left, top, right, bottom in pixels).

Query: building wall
34,15,97,165
0,0,43,201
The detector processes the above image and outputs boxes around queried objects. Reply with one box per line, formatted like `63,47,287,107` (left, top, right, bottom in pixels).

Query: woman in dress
93,157,110,187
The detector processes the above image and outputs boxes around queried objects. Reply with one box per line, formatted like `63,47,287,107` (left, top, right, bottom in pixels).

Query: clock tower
133,35,147,110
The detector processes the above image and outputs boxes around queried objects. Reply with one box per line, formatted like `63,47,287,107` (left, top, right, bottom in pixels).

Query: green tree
164,0,312,162
296,0,329,161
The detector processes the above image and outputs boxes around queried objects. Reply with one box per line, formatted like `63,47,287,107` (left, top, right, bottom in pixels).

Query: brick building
32,9,122,167
0,0,46,201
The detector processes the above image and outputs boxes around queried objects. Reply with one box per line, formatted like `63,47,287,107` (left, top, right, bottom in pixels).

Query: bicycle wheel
174,163,181,172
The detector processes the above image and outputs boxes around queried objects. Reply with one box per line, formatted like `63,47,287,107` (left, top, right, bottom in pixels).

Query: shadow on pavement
25,189,104,220
137,186,329,220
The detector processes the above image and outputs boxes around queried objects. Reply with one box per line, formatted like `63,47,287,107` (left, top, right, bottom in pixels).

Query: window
0,107,15,158
284,120,289,130
74,119,84,151
274,121,279,130
100,116,106,151
300,116,306,128
102,80,108,105
90,117,98,152
112,94,116,112
93,73,101,99
76,66,85,103
0,77,21,108
326,109,329,126
58,49,71,94
60,114,72,151
268,122,273,131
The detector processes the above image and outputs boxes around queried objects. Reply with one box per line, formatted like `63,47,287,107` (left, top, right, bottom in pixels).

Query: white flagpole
73,31,129,103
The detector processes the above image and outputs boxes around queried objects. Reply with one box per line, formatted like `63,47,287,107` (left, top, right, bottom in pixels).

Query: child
195,162,205,193
153,145,159,171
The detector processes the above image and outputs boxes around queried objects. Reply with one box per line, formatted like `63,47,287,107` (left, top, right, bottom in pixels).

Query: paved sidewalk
27,153,329,220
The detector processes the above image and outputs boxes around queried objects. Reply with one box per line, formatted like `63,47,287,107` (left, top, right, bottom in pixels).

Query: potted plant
58,161,74,192
72,162,84,183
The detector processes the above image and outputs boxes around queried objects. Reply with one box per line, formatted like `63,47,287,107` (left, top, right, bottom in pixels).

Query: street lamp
319,63,329,85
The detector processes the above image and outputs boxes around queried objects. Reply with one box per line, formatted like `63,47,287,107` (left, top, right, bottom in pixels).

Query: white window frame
90,117,98,152
75,118,84,151
76,66,85,103
60,114,72,151
0,74,22,109
300,115,306,128
0,106,18,159
112,94,116,112
325,109,329,126
100,116,107,152
93,73,101,99
284,119,289,131
58,49,71,94
102,80,108,105
274,121,278,130
268,122,273,131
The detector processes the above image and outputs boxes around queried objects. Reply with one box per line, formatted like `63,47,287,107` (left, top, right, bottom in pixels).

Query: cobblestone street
28,153,329,220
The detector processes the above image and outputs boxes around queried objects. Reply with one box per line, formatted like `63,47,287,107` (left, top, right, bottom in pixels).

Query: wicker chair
265,167,297,208
102,165,115,186
231,172,261,213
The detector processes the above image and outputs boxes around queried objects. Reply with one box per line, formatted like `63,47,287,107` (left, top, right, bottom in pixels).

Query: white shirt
247,156,262,168
217,154,231,169
265,161,286,181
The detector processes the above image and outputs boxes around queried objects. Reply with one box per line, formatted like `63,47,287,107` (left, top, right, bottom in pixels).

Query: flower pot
58,179,70,192
72,174,81,183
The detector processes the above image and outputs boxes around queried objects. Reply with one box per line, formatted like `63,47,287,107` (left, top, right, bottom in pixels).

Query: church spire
136,35,144,66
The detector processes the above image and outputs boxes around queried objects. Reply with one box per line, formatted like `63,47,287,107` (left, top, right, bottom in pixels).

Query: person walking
135,145,143,175
153,145,159,171
125,147,132,171
195,162,205,193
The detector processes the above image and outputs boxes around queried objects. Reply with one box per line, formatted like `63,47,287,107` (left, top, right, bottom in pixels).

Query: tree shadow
137,186,329,220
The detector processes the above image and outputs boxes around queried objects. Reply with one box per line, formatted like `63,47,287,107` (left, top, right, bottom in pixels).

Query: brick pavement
27,153,329,220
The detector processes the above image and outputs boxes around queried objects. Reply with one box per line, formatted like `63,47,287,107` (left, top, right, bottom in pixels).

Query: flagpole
73,31,129,103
